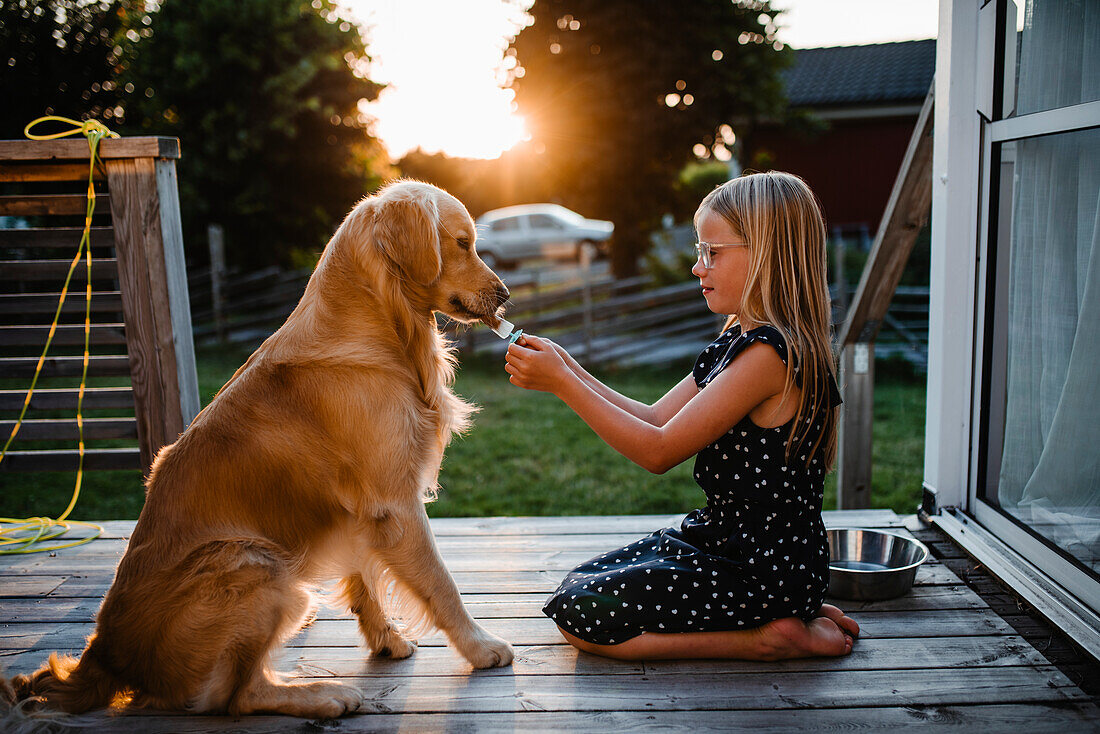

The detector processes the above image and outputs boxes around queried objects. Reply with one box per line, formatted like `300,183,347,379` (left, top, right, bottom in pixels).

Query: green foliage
509,0,793,276
119,0,392,268
678,161,732,202
1,0,392,269
643,246,697,286
1,347,927,520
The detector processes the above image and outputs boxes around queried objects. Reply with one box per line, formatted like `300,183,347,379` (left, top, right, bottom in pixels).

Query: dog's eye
456,237,471,250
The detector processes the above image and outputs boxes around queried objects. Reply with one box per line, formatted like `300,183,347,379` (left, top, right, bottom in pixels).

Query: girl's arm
540,338,697,426
505,335,787,474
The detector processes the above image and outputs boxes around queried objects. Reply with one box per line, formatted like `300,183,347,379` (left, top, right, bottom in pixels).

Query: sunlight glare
341,0,533,160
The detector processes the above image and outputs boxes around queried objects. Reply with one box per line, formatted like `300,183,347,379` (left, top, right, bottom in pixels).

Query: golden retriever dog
7,181,514,719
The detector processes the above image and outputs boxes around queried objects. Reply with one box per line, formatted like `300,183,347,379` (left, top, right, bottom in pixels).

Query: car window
528,214,564,229
491,217,521,232
549,206,585,224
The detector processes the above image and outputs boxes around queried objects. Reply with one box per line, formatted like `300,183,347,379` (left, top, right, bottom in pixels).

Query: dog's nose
493,283,509,308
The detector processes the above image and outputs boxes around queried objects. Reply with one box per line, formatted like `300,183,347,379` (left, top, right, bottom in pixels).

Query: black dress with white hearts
542,324,841,645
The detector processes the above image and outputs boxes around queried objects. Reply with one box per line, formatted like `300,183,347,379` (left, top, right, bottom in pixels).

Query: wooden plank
0,193,110,217
0,583,989,625
105,156,198,471
0,583,991,624
424,511,903,535
0,291,124,315
26,512,904,541
0,137,179,161
0,636,1053,681
0,653,1077,711
0,539,954,581
0,324,128,346
0,226,114,249
2,545,961,584
0,386,134,411
0,447,141,472
0,258,119,281
0,161,104,182
0,417,138,441
280,635,1053,676
153,157,201,428
27,704,1100,734
0,609,1018,650
0,540,943,571
0,355,131,378
26,562,962,599
0,576,66,596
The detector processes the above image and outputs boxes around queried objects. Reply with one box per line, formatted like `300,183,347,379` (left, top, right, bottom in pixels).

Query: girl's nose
691,257,706,278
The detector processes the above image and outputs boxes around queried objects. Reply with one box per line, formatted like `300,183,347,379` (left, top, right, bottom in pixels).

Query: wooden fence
187,258,929,372
0,137,199,474
187,261,725,367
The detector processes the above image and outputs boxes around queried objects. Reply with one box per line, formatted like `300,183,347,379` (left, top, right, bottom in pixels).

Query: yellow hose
0,116,121,554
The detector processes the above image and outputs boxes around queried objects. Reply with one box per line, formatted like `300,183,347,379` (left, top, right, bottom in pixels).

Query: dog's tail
3,648,124,724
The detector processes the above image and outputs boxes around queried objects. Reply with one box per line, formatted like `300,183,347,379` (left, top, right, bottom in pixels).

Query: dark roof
784,39,935,107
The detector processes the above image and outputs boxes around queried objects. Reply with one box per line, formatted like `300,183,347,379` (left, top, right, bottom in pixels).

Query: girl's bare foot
815,603,860,639
555,604,860,661
751,608,857,660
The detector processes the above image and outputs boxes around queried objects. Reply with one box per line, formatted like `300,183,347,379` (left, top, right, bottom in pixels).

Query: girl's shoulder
693,323,790,387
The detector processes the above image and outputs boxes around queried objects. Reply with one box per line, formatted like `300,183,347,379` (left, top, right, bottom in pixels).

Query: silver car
474,204,613,269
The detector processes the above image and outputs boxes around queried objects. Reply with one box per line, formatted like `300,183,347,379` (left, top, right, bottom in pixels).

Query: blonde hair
694,171,838,469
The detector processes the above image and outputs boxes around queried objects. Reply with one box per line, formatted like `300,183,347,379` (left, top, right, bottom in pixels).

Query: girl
504,171,859,661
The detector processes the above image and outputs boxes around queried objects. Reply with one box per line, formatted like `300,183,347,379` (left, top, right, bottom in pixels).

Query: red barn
751,39,936,243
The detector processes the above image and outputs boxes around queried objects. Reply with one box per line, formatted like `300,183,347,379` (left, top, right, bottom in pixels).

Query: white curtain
997,0,1100,573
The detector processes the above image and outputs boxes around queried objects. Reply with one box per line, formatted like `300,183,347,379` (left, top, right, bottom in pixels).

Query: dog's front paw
457,628,514,669
374,635,417,660
371,625,417,660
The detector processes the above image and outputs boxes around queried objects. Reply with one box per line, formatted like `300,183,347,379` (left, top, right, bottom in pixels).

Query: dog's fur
6,181,514,719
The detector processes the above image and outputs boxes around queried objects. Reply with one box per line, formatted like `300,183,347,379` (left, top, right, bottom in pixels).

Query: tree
119,0,392,268
0,0,144,137
509,0,792,276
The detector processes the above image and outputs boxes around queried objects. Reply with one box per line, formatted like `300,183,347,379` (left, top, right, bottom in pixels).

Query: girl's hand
505,334,574,393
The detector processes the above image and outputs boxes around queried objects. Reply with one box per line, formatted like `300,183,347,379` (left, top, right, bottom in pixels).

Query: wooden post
837,342,874,508
207,223,226,344
105,150,200,471
580,243,593,361
836,84,935,509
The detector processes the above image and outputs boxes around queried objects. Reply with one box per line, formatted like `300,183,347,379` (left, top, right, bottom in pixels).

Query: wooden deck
2,510,1099,732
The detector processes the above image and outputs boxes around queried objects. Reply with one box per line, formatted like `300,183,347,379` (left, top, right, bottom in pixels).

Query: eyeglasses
693,241,747,269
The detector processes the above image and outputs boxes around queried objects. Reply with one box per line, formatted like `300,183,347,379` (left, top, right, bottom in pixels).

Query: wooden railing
836,85,935,509
0,137,199,473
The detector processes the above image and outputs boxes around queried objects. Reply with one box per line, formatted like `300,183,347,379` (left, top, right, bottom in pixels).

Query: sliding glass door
974,0,1100,606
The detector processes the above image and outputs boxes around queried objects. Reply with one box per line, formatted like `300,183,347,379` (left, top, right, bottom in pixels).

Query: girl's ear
372,191,442,284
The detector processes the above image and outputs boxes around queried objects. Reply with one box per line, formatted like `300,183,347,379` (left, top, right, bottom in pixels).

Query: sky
341,0,941,160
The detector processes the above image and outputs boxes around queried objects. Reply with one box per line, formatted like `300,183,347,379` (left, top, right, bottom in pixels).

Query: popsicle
490,318,524,344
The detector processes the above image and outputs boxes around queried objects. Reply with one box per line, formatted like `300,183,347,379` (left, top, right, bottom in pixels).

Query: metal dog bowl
827,528,929,601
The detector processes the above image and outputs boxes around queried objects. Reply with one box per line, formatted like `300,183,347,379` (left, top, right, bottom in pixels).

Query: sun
343,0,534,160
363,84,529,160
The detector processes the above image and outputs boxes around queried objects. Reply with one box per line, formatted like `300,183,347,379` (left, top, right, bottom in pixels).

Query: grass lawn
0,345,927,520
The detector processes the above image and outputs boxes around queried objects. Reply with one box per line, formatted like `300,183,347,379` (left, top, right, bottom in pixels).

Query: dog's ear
372,191,442,284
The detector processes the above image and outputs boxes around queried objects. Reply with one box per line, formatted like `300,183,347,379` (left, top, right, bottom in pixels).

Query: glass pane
1006,0,1100,118
984,126,1100,575
528,214,562,229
